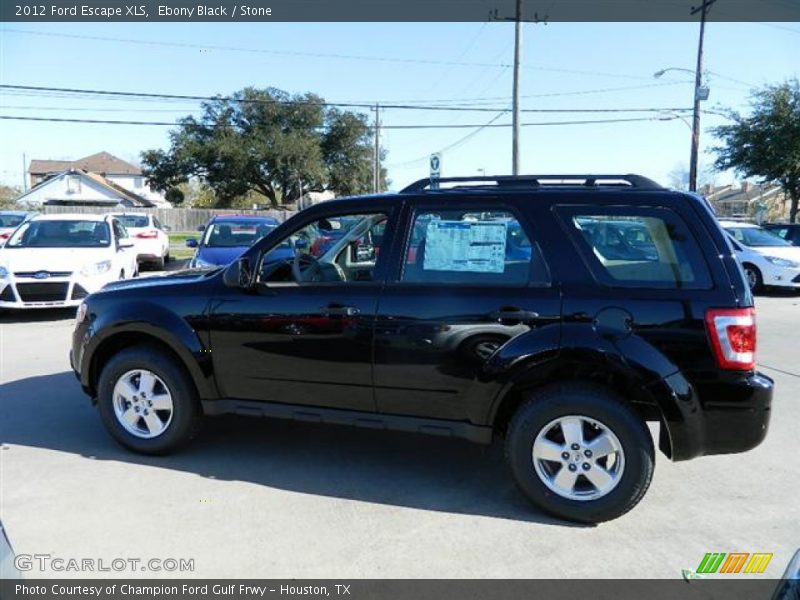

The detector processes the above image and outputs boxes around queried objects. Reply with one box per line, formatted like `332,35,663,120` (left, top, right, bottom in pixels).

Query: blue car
186,215,289,269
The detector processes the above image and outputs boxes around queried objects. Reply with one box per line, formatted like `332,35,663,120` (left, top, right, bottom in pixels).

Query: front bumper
763,264,800,288
0,277,94,309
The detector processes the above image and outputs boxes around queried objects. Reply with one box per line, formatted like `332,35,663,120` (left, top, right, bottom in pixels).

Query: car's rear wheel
96,345,202,454
153,256,165,271
505,383,654,523
743,263,763,293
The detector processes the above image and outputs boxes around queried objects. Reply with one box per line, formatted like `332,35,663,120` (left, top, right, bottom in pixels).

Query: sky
0,21,798,192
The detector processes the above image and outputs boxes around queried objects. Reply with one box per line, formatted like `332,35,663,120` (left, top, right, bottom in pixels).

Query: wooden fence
41,206,297,231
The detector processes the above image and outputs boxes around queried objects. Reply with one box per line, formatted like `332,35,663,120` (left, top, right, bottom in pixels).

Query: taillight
0,233,9,241
704,307,756,370
136,230,159,239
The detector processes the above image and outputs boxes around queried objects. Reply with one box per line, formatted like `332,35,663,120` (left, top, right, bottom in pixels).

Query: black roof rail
400,174,663,194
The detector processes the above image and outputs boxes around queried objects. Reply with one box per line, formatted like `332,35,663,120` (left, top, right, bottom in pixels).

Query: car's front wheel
96,345,202,455
505,383,654,523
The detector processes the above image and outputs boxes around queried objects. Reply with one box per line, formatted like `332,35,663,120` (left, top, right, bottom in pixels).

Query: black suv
71,175,773,523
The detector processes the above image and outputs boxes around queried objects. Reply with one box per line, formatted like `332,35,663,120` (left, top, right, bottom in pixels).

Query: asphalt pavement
0,290,798,579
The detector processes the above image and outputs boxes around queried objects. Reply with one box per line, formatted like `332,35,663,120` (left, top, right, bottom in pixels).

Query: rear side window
401,208,549,286
557,206,712,289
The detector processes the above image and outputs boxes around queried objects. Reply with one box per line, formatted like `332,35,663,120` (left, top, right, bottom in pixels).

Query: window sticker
423,220,507,273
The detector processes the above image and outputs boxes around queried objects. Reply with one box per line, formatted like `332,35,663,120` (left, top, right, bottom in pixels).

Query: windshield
115,215,149,228
6,220,111,248
203,220,276,248
0,214,26,228
726,226,791,247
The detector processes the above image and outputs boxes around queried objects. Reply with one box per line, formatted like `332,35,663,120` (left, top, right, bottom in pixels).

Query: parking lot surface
1,292,798,579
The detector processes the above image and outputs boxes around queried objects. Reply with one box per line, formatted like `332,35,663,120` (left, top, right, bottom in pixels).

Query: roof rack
400,174,663,194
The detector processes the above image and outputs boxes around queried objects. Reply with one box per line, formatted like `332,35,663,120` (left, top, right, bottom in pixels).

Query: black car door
208,202,398,412
373,198,561,423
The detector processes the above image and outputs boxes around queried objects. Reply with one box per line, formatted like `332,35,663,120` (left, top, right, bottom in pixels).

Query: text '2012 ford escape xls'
71,175,773,523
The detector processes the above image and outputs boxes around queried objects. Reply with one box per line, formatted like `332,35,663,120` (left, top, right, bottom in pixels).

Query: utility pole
22,153,28,191
373,103,381,193
511,0,523,175
689,0,715,192
492,1,547,175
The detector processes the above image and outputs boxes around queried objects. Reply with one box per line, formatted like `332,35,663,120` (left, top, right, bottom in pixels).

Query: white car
111,213,170,270
0,214,138,310
720,220,800,292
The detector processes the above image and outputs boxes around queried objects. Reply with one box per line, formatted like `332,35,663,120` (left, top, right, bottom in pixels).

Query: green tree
0,184,23,208
711,79,800,222
142,87,384,208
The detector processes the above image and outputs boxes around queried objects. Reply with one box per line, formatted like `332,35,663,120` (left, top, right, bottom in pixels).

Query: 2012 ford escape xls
71,175,773,523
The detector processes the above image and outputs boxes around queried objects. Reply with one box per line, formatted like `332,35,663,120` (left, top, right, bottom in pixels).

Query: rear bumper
695,371,773,455
650,370,773,461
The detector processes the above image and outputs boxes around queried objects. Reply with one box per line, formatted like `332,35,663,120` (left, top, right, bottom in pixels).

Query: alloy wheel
531,415,625,501
112,369,174,439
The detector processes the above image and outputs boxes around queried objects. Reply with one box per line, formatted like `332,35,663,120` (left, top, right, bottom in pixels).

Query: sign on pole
430,153,441,190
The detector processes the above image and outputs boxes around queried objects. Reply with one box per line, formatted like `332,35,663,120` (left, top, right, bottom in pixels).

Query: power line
1,81,693,109
0,27,655,80
366,81,689,106
0,114,669,129
0,84,692,114
387,110,510,168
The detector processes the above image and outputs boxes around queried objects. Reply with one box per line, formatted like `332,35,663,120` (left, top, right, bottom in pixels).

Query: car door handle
489,308,539,323
324,304,360,317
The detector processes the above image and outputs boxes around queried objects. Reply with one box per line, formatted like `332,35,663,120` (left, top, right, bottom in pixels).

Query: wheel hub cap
531,415,625,501
112,369,174,439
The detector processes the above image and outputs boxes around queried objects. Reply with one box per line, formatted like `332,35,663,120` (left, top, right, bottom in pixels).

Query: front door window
259,213,388,284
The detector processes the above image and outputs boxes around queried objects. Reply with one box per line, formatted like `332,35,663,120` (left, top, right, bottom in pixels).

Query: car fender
485,321,702,460
81,300,216,399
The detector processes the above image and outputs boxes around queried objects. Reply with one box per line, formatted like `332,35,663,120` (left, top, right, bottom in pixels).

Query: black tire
153,256,165,271
505,382,654,523
96,344,202,455
743,263,763,293
164,251,171,264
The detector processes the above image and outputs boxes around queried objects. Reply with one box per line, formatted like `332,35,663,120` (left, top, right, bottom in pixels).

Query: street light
657,112,693,131
654,66,709,192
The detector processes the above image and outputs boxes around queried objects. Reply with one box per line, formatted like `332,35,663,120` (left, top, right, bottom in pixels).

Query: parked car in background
186,215,284,269
0,211,36,245
576,218,659,262
719,220,800,292
0,214,137,310
763,222,800,247
111,213,170,270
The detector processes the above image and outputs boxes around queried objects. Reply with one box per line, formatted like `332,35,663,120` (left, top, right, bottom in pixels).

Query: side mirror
118,238,135,249
163,225,172,232
186,238,198,248
223,256,255,289
198,224,206,232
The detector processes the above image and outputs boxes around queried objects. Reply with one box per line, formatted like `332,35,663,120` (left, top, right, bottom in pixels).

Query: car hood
196,246,246,266
100,268,218,292
0,247,111,272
